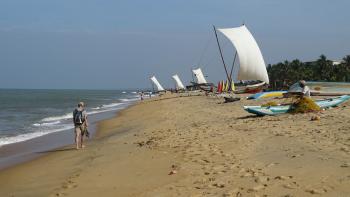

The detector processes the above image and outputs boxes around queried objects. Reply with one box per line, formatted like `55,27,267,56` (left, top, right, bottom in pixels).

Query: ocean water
0,89,141,147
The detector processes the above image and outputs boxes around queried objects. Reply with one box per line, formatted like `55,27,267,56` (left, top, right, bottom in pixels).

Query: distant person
149,92,152,98
73,102,88,150
140,91,144,100
299,80,311,98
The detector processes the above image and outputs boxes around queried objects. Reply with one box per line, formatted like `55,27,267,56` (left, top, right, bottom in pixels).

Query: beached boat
150,76,165,92
244,95,350,116
247,91,288,100
187,68,214,91
172,74,186,90
213,24,269,93
288,81,350,96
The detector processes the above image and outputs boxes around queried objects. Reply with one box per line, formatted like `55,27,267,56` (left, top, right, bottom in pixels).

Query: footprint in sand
305,188,327,194
61,178,79,189
49,191,68,197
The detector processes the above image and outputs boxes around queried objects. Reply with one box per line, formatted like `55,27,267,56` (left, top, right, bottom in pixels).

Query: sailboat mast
213,25,231,83
151,80,155,93
228,51,238,91
229,51,237,80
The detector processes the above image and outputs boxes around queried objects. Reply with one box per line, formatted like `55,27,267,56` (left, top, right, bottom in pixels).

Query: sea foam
0,125,74,147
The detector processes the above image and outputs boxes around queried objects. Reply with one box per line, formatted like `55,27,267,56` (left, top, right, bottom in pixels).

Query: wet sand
0,93,349,196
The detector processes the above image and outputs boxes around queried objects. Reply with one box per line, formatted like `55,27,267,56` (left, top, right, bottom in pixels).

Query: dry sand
0,93,349,197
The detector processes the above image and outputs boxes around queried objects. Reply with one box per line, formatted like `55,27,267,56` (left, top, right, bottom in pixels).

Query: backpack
74,109,84,124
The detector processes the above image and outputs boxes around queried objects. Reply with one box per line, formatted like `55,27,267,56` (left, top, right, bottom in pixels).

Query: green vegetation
289,97,321,114
267,55,350,90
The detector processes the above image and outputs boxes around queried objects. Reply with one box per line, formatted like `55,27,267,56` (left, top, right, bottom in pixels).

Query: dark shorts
75,124,86,135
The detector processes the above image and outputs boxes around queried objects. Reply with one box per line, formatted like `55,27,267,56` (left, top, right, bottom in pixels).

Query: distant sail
218,25,269,84
150,76,165,91
172,74,185,89
192,68,208,84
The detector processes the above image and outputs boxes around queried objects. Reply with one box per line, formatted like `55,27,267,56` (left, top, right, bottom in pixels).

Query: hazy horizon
1,0,350,89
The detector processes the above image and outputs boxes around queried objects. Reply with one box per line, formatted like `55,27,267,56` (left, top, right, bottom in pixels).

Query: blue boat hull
244,95,350,116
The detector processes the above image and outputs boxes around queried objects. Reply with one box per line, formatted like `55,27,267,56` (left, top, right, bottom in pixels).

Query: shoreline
0,94,349,196
0,100,138,170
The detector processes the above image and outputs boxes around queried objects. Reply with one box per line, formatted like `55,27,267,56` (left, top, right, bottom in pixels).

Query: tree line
267,55,350,90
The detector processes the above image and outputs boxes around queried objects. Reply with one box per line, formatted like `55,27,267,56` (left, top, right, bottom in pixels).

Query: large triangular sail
217,25,269,84
192,68,208,84
150,76,165,91
172,74,185,89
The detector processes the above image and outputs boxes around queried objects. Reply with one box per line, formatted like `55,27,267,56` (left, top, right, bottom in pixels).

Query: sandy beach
0,93,349,197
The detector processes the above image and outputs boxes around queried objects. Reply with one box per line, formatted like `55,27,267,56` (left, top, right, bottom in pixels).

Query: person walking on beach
140,91,144,100
299,80,311,98
73,102,88,150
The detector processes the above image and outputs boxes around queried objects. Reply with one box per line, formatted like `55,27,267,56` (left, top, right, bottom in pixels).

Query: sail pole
228,51,238,91
191,67,195,82
213,25,231,83
229,51,237,79
151,80,155,93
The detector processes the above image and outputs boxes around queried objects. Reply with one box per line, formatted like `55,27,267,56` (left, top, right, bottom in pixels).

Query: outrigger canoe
247,91,288,100
244,95,350,116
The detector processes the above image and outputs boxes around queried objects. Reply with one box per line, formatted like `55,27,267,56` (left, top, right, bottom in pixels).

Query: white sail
217,25,269,84
150,76,165,91
172,74,185,89
192,68,207,84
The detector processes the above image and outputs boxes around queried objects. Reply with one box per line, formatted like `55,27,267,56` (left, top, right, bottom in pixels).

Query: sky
0,0,349,89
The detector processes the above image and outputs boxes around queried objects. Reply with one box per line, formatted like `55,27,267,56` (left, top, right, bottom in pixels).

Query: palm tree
343,55,350,68
342,55,350,81
316,55,333,81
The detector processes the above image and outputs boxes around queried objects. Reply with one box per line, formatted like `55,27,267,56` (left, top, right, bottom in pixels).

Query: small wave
87,106,126,115
131,91,137,94
0,125,74,147
40,103,124,124
41,113,72,122
119,98,139,102
101,103,123,108
33,121,61,127
122,91,127,94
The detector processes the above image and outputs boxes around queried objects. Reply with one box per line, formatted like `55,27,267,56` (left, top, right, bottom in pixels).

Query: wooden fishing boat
172,74,186,91
187,68,214,91
213,24,270,93
150,76,166,93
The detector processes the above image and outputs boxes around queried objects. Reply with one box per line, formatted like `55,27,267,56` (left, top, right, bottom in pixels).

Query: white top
302,86,311,97
217,25,269,84
192,68,207,84
172,74,185,89
150,76,165,91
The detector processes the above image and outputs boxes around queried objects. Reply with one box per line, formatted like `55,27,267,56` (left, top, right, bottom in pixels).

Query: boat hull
234,81,266,94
